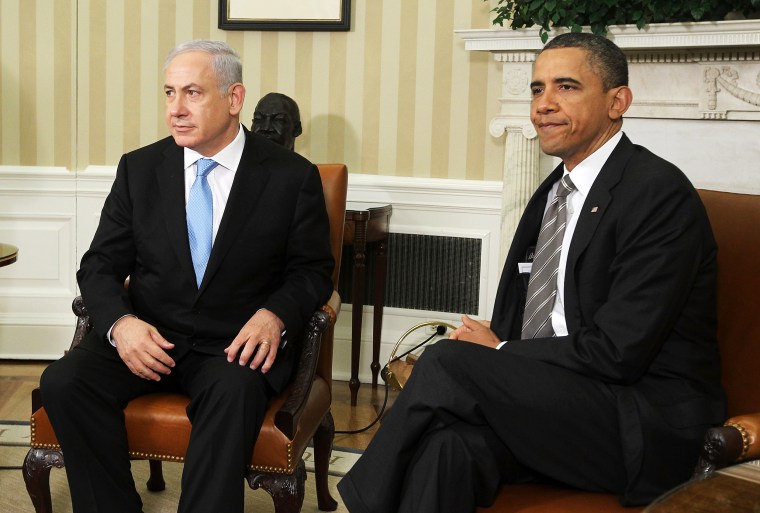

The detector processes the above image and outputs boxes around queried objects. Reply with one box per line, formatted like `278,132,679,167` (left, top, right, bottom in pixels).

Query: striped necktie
187,158,218,287
521,174,575,339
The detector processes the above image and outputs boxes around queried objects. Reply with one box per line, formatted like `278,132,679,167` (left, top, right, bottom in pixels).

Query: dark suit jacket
490,135,726,504
77,128,334,393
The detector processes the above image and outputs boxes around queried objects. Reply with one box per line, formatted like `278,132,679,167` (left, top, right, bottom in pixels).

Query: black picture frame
219,0,351,31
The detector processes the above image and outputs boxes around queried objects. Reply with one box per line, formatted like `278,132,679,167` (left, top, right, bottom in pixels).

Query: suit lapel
155,143,197,281
198,132,271,293
564,135,633,300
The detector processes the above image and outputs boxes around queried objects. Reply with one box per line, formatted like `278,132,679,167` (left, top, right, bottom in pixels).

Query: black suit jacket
77,128,334,393
490,135,726,503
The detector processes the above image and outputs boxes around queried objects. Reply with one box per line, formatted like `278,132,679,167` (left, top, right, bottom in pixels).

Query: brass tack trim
29,416,297,473
725,421,750,460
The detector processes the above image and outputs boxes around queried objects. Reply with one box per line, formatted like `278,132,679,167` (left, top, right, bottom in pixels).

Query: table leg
371,239,387,388
349,225,368,407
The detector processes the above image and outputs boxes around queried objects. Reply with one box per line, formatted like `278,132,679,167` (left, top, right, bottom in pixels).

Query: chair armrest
321,290,341,325
694,413,760,476
71,296,93,351
274,309,331,438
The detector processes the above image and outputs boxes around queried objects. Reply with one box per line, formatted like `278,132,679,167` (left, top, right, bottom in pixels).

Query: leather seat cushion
31,376,331,474
477,484,644,513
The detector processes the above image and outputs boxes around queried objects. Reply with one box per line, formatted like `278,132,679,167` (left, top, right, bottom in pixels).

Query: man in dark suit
338,32,725,513
40,40,333,513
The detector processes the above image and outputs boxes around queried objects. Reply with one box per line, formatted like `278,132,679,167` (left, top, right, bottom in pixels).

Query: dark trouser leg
40,347,155,513
338,339,626,513
397,421,524,513
175,353,271,513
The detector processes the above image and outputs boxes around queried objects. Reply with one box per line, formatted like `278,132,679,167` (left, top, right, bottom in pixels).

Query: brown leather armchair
23,163,349,513
692,189,760,476
477,189,760,513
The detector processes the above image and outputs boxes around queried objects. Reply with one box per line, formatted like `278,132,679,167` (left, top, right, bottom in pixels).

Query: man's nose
168,95,187,116
533,92,557,114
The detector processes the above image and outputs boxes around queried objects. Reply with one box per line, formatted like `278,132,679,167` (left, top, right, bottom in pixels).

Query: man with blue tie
40,40,334,513
338,32,725,513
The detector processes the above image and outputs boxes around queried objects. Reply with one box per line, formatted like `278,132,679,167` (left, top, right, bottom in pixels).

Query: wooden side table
644,461,760,512
0,243,18,267
343,202,392,406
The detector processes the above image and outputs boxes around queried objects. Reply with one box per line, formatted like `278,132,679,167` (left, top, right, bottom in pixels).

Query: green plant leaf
490,0,757,40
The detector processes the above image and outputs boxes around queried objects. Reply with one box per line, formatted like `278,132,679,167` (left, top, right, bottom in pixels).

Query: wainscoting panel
0,167,78,359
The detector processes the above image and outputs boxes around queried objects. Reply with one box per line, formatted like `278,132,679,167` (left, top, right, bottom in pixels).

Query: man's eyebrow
163,82,202,90
530,77,583,89
554,77,582,86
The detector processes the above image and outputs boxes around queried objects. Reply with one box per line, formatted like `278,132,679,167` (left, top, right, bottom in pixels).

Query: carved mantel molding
457,19,760,260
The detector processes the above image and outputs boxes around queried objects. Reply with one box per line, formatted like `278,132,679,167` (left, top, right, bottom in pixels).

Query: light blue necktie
187,158,218,287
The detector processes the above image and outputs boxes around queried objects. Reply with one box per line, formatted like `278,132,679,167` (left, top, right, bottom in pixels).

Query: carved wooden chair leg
313,410,338,511
247,460,307,513
23,447,65,513
146,459,166,491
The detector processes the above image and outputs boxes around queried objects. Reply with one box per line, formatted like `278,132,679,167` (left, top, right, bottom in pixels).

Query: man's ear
293,122,303,138
609,86,632,120
228,83,246,116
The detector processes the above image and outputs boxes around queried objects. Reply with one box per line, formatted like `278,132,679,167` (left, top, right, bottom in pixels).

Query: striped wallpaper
0,0,505,181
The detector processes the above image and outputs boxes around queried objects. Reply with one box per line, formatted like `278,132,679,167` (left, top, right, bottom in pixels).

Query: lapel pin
591,206,599,213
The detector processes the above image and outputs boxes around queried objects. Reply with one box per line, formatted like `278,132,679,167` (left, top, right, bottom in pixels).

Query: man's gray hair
164,40,242,96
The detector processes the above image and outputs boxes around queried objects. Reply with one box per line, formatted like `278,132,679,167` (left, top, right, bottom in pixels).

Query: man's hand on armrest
224,308,285,374
112,316,175,381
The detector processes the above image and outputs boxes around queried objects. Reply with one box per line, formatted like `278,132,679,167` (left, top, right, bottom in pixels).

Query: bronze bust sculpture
251,92,303,151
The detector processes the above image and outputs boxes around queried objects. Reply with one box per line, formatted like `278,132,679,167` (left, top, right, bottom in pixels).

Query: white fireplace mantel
458,19,760,52
457,20,760,261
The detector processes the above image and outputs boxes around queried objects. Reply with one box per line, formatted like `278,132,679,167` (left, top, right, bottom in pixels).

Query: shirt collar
562,131,623,197
183,124,246,171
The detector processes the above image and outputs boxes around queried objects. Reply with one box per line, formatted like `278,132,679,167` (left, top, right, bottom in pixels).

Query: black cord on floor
335,381,390,435
335,325,447,435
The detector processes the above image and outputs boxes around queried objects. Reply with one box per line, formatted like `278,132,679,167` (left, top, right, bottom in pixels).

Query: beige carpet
1,445,349,512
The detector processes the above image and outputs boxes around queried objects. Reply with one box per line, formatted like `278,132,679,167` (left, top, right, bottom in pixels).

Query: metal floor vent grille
338,233,481,314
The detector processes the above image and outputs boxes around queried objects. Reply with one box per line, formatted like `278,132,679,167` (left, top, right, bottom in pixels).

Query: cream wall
0,0,504,181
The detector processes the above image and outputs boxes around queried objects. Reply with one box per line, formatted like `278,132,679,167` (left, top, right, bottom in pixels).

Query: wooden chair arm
274,308,331,438
71,296,92,350
694,413,760,476
321,289,341,325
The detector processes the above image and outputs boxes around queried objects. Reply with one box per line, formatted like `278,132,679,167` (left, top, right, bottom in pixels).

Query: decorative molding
705,66,760,107
456,19,760,52
0,166,75,195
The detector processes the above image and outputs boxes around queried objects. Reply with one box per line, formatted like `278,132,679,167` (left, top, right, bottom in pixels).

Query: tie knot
557,174,575,198
196,158,218,178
